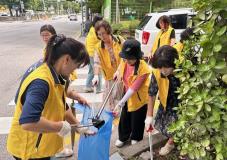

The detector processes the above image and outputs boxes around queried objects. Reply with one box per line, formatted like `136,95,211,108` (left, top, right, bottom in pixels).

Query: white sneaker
115,139,124,147
95,90,103,94
84,87,93,93
55,148,73,158
131,140,138,145
159,143,175,156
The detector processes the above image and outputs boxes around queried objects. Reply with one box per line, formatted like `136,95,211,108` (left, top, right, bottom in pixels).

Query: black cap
119,39,144,60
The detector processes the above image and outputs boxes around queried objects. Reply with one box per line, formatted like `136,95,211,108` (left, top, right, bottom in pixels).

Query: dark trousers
13,156,50,160
118,103,147,142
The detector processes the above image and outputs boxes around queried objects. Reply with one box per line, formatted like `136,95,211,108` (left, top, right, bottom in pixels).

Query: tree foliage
86,0,103,13
169,0,227,159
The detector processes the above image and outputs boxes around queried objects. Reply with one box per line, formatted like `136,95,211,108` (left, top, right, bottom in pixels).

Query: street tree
86,0,103,13
0,0,19,16
26,0,42,11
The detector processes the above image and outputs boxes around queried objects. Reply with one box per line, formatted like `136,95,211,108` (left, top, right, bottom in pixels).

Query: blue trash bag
74,103,114,160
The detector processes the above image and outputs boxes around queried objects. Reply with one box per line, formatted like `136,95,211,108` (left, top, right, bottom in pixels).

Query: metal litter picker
71,80,117,130
147,125,154,160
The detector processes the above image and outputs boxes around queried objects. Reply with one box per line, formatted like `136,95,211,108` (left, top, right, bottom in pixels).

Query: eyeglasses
40,33,52,38
97,31,108,37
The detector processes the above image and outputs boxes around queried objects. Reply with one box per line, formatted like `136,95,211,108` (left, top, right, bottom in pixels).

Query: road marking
66,92,103,104
8,98,15,107
9,92,103,107
70,78,105,87
0,117,13,134
75,67,88,74
0,114,83,135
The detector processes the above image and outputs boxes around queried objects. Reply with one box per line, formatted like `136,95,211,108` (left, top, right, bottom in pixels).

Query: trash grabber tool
92,80,117,129
147,125,154,160
70,99,75,150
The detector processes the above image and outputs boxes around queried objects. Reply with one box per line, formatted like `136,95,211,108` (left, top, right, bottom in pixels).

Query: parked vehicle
68,14,77,21
0,12,9,16
135,8,196,57
25,10,34,16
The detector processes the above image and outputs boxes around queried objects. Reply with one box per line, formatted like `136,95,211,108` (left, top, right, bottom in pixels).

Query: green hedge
111,20,140,38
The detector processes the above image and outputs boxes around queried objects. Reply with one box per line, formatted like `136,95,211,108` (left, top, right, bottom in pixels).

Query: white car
68,14,78,21
135,8,196,57
0,12,9,16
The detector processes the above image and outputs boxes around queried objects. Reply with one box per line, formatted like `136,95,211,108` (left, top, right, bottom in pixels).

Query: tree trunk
8,5,13,16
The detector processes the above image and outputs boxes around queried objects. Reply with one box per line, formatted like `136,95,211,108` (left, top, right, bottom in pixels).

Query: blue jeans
85,57,102,91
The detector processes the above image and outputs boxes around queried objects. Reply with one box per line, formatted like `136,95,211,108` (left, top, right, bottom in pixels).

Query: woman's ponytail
43,34,89,68
44,34,66,65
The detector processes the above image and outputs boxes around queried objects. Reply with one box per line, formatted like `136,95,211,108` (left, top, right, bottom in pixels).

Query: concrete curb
114,133,168,159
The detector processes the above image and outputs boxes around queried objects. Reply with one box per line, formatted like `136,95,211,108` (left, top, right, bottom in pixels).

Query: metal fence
111,0,193,22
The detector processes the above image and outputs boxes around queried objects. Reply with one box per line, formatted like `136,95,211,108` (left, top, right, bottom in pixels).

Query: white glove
58,121,71,137
112,104,122,117
145,116,153,132
113,70,120,81
75,125,96,135
92,75,99,86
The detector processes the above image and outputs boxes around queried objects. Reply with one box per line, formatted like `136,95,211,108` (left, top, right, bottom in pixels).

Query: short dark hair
151,45,178,68
95,20,112,35
156,15,171,29
40,24,56,35
180,27,194,42
45,34,89,68
92,15,103,27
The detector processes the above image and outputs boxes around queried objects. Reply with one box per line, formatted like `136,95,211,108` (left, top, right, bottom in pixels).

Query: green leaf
197,64,210,72
214,62,226,70
222,115,227,121
196,101,203,112
201,139,210,147
198,12,206,20
209,57,216,67
214,67,227,74
180,149,187,156
213,44,222,52
215,143,222,153
184,60,193,68
207,82,212,88
212,109,221,121
196,115,201,122
189,152,195,159
200,148,206,157
216,153,224,160
223,122,227,129
183,85,190,95
202,71,213,82
205,104,211,112
193,93,203,101
217,26,227,36
194,27,202,33
222,74,227,84
195,148,200,159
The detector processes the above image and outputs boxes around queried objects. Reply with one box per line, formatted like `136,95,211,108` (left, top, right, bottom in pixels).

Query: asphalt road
0,17,82,159
0,18,81,116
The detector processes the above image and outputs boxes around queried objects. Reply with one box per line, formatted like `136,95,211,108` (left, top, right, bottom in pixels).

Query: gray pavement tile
0,135,14,160
110,152,124,160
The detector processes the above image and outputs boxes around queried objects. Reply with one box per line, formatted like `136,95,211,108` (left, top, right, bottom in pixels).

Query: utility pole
42,0,46,11
57,0,60,15
149,1,152,13
116,0,119,23
19,0,24,15
81,0,84,36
